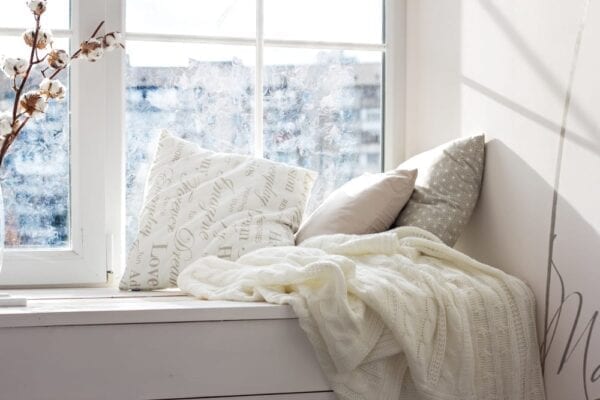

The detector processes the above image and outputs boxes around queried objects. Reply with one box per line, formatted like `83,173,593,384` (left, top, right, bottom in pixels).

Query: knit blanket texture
178,227,545,400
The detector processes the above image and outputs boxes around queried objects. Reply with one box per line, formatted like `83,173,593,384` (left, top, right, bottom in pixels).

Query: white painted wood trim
264,39,385,52
125,32,386,52
383,0,407,169
105,0,126,279
0,0,110,287
0,28,72,37
0,319,331,399
0,289,329,398
2,286,185,300
0,296,296,328
254,0,265,157
126,31,256,46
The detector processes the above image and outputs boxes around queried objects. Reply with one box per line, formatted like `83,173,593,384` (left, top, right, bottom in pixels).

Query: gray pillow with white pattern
394,135,485,246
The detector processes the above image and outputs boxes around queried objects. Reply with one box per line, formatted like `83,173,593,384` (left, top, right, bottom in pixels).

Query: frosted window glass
126,41,255,245
0,37,71,248
126,0,255,38
0,0,69,30
265,0,383,44
263,48,382,212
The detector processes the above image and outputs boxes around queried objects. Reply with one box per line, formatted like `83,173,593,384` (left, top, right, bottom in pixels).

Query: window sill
0,288,329,399
0,287,295,328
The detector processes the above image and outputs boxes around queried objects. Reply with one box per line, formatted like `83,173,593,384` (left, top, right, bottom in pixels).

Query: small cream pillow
295,169,417,244
121,131,317,290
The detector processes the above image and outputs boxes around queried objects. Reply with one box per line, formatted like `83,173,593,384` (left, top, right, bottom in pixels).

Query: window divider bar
263,39,385,52
125,32,255,46
124,32,385,52
254,0,265,158
0,28,72,37
383,0,406,169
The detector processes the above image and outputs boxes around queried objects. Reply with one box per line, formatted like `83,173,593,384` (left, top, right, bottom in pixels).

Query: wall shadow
461,76,600,158
458,139,600,399
478,0,599,150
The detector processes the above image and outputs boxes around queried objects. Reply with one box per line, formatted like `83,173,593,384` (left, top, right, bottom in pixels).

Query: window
0,0,111,285
125,0,388,245
0,6,70,249
0,0,402,286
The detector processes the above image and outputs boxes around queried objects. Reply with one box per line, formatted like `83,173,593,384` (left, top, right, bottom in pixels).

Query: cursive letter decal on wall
541,1,600,399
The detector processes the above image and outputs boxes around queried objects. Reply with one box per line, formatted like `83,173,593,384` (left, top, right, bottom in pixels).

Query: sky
0,0,383,66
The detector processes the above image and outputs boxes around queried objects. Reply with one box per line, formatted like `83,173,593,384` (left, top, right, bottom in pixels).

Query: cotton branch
0,15,42,167
0,15,121,168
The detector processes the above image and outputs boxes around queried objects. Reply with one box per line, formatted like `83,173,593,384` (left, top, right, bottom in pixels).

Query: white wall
405,0,600,397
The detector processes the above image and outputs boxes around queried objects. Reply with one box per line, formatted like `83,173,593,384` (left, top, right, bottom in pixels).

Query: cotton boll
38,28,54,49
80,38,104,62
27,0,47,15
23,28,53,49
47,49,69,69
22,30,36,47
1,57,28,78
0,112,12,137
39,78,66,101
101,32,124,51
19,91,48,119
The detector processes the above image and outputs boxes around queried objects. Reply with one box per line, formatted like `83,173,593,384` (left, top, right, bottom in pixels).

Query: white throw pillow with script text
120,130,317,290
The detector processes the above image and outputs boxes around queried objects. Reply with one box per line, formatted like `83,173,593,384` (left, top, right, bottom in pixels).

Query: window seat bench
0,288,333,400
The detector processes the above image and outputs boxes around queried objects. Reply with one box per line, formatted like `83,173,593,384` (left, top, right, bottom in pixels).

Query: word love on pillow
120,131,317,290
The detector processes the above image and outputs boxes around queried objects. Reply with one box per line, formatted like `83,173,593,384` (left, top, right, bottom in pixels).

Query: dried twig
0,15,41,165
47,21,104,81
0,15,118,167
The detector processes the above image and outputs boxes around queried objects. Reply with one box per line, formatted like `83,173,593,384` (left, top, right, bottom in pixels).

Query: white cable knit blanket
178,227,545,400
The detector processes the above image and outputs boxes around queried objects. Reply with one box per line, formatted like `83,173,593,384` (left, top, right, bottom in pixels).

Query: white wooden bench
0,288,334,400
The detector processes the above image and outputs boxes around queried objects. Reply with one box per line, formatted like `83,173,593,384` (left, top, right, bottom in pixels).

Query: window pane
263,48,382,212
126,0,255,38
0,37,70,248
264,0,383,44
0,0,69,30
126,41,255,245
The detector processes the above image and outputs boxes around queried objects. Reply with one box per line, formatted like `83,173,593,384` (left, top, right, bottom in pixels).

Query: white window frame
0,0,405,287
0,0,115,286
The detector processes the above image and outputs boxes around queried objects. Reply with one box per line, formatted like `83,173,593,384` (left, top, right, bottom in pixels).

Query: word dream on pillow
295,169,417,244
120,131,317,290
394,135,485,246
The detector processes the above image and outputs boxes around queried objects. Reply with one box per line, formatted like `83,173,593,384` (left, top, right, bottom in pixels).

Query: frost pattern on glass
126,45,381,245
0,75,70,248
126,43,255,246
263,49,382,212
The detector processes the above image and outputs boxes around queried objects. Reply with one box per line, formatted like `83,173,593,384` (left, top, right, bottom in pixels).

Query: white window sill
0,287,295,328
0,288,329,399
